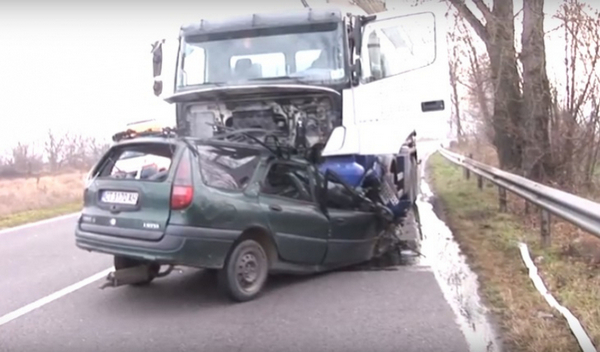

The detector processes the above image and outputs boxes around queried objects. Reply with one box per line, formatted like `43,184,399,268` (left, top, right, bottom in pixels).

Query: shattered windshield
196,144,262,191
176,22,347,88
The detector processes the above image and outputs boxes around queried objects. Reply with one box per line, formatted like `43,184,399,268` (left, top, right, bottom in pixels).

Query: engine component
230,103,288,133
185,95,340,149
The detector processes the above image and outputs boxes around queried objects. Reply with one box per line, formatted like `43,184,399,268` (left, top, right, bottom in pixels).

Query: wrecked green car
75,129,397,302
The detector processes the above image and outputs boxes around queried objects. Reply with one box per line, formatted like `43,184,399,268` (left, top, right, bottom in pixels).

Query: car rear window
95,143,176,182
196,144,261,191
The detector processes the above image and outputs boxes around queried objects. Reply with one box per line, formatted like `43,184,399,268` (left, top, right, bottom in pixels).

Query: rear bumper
75,224,239,269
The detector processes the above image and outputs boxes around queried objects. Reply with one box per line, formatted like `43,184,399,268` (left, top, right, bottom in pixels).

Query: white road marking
0,212,80,235
0,267,113,327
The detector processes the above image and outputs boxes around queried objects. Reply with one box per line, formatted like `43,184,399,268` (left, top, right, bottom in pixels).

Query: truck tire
113,256,160,286
218,239,269,302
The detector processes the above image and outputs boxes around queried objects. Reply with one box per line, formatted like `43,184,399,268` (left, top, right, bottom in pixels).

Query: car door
315,169,382,266
323,208,380,266
258,161,330,265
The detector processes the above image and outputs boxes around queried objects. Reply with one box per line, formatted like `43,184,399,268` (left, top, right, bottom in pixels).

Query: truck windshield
176,22,347,88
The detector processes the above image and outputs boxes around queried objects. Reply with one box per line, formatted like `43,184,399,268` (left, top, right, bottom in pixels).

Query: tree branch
472,0,493,21
448,0,490,44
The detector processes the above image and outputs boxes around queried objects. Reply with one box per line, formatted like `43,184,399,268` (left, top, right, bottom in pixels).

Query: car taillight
171,153,194,210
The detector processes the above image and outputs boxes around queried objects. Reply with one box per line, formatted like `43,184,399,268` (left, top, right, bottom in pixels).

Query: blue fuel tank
318,155,384,188
318,156,366,188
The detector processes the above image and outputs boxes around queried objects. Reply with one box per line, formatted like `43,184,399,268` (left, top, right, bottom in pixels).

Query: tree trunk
486,1,523,170
449,58,463,140
520,0,552,181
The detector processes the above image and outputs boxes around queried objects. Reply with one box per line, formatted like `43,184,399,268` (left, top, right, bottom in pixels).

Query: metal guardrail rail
438,147,600,246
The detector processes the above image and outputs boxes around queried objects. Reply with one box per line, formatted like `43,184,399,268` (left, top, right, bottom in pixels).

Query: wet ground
415,180,502,352
349,143,503,352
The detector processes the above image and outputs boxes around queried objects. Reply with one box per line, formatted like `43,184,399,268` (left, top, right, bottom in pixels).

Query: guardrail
438,147,600,247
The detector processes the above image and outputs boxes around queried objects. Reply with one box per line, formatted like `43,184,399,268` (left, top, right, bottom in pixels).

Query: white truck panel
325,4,451,156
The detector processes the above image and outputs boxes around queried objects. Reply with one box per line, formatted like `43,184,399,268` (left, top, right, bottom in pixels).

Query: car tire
218,239,269,302
113,256,160,286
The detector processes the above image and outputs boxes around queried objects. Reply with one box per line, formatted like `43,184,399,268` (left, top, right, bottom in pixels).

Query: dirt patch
565,235,600,266
427,152,591,352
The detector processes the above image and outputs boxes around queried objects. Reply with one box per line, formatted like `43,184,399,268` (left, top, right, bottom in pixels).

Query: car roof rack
111,127,179,142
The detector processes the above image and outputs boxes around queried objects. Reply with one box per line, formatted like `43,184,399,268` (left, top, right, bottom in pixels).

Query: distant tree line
0,129,111,179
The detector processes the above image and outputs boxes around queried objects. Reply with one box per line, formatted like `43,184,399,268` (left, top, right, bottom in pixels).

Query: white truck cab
147,1,451,215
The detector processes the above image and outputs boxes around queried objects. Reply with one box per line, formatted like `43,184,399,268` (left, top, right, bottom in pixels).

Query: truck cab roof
180,8,346,37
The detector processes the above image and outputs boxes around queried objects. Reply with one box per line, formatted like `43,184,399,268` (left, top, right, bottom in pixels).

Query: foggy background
0,0,568,157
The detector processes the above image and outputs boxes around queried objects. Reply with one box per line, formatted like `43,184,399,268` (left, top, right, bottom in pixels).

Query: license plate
101,190,139,205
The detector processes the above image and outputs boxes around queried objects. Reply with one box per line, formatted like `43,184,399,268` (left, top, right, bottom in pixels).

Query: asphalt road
0,140,470,352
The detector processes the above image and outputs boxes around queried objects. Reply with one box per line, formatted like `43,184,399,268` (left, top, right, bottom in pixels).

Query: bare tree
44,129,66,172
550,0,600,188
447,13,465,140
520,0,553,180
7,142,43,177
447,9,494,142
86,136,111,164
448,0,525,171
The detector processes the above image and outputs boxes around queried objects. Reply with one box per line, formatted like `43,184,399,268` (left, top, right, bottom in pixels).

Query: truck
148,1,450,222
75,1,452,301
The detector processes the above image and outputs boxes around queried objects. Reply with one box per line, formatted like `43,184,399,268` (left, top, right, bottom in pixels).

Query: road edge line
0,267,113,327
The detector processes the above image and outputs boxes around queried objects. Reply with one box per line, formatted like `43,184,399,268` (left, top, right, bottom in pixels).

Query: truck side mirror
151,39,165,96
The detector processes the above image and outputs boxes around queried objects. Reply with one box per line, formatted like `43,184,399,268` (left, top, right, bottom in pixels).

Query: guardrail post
540,210,551,247
498,187,507,212
463,154,472,180
524,200,529,214
477,175,483,190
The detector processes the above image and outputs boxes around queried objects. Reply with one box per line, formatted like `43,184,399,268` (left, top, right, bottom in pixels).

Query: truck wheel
218,239,269,302
113,256,160,286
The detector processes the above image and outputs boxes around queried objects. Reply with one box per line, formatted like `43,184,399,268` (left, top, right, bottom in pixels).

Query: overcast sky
0,0,578,155
0,0,306,155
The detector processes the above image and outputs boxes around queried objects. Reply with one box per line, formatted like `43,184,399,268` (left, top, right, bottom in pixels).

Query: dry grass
0,172,85,228
427,152,600,352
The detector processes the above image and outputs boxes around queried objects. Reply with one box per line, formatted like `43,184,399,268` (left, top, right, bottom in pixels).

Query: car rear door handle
269,205,282,212
336,218,346,224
